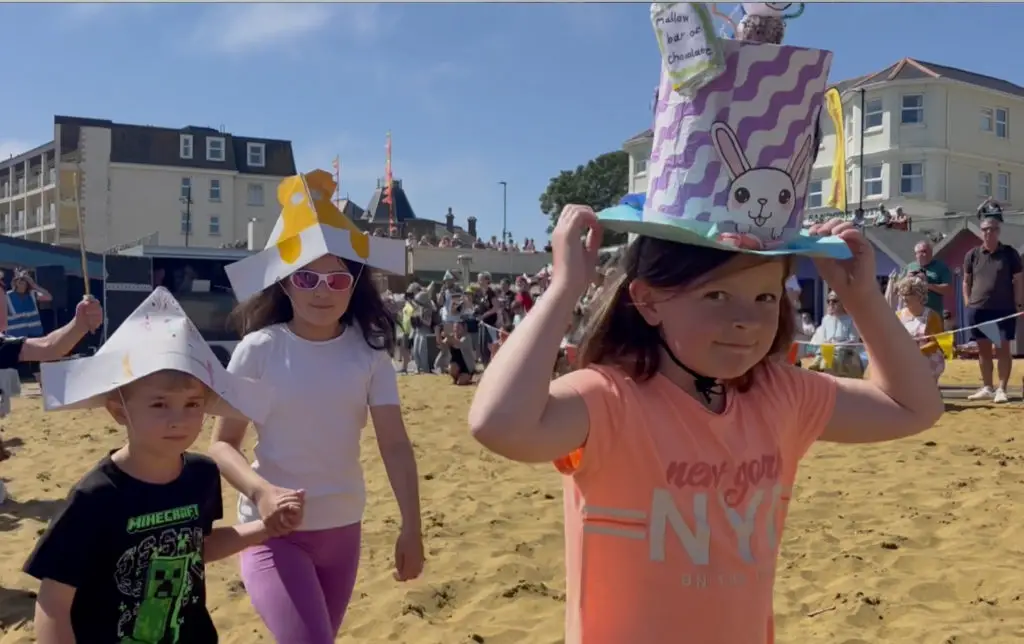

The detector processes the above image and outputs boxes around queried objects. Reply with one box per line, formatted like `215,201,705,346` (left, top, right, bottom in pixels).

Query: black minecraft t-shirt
24,452,223,644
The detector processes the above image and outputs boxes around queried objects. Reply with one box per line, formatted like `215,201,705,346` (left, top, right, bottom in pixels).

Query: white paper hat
225,170,406,302
40,287,271,422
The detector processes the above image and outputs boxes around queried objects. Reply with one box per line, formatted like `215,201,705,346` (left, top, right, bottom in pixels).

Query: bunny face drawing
711,121,813,242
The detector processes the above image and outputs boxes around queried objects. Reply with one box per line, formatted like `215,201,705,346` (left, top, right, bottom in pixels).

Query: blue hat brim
598,204,852,259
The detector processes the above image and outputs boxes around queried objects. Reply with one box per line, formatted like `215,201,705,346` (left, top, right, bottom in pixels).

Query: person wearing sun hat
210,169,424,642
468,4,943,642
23,287,276,643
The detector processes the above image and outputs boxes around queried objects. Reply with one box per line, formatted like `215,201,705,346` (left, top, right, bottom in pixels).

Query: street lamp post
180,183,194,248
858,88,866,213
498,180,508,245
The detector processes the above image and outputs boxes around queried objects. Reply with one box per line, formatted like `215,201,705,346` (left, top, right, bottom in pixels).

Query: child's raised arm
469,206,599,463
809,220,944,443
34,579,76,644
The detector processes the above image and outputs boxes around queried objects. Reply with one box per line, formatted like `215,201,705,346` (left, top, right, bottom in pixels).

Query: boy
23,288,299,644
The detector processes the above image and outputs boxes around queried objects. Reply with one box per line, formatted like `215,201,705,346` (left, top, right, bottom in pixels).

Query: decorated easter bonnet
39,288,272,422
225,170,406,302
599,2,850,259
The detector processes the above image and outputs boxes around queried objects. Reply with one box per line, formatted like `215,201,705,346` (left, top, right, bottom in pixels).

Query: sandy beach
3,361,1024,643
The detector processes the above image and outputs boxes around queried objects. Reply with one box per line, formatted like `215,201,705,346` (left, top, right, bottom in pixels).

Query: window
900,163,924,195
209,178,221,202
209,215,221,236
180,134,194,159
864,165,883,197
247,142,266,167
901,94,923,125
634,158,648,175
180,211,192,235
206,136,225,162
247,183,265,207
979,171,993,197
864,98,883,129
981,108,994,132
998,172,1011,202
996,108,1008,138
807,180,823,208
180,177,192,201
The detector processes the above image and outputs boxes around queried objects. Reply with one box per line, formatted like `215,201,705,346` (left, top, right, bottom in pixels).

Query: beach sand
2,361,1024,643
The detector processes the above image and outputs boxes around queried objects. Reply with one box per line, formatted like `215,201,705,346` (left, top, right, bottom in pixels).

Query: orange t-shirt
553,362,837,644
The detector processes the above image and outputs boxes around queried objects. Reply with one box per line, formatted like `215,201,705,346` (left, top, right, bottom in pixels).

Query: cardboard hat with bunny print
598,2,851,259
40,287,272,422
225,170,406,302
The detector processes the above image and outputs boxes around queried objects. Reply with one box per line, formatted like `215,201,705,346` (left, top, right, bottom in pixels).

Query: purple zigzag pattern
657,161,723,220
654,102,687,156
755,97,821,167
648,103,730,193
648,45,776,186
693,180,732,221
650,49,743,158
733,58,828,149
730,47,801,103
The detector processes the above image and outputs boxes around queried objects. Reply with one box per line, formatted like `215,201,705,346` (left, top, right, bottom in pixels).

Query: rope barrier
793,310,1024,347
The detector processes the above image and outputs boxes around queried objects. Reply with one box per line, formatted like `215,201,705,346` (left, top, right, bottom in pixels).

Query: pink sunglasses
289,270,355,292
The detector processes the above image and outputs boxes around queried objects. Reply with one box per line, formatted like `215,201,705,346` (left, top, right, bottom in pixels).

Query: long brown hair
227,260,395,353
579,237,795,392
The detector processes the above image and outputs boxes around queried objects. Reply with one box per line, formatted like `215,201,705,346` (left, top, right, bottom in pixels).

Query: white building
622,58,1024,233
0,116,296,252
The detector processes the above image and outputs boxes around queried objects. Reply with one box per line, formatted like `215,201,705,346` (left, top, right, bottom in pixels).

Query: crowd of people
383,266,606,383
368,226,552,253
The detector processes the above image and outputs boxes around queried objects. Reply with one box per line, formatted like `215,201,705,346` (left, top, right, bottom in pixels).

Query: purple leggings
240,523,361,644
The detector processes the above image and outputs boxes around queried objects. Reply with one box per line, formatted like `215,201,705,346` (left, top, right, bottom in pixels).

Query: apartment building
0,116,296,252
623,58,1024,233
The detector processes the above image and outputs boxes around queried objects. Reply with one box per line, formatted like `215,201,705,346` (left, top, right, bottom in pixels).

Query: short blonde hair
897,276,928,301
116,369,211,401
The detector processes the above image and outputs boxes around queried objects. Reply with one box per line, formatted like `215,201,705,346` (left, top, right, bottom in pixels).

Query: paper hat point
226,170,405,302
598,3,850,260
40,287,271,423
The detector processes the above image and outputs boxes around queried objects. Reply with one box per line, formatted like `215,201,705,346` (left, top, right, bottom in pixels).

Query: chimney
445,207,455,232
467,215,477,238
247,218,257,251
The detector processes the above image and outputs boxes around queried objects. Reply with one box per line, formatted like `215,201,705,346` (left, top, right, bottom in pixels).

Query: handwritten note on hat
650,2,725,94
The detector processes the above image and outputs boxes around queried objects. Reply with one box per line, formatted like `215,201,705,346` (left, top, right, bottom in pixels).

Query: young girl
210,171,424,643
896,276,946,380
469,206,943,643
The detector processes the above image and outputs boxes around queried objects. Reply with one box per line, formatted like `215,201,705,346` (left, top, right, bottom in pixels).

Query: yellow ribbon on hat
823,88,847,212
935,332,955,360
820,343,835,368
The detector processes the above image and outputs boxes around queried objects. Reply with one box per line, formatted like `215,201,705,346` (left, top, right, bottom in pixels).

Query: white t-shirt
227,323,400,531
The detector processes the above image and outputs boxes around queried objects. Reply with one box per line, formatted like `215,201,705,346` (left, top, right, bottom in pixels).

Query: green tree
539,150,630,246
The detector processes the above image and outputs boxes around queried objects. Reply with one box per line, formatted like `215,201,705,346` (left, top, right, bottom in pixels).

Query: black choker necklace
658,338,725,404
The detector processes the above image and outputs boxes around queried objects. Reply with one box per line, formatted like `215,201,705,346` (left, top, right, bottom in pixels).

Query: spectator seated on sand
808,290,866,379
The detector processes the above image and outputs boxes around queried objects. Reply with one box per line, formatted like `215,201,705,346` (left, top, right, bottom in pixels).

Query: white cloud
190,3,351,55
0,140,34,161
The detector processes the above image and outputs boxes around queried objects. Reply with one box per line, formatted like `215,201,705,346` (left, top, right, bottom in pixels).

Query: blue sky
0,2,1021,244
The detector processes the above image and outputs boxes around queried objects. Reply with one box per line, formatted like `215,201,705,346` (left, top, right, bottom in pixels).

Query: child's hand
550,205,602,300
393,524,425,582
809,218,878,304
254,485,305,537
